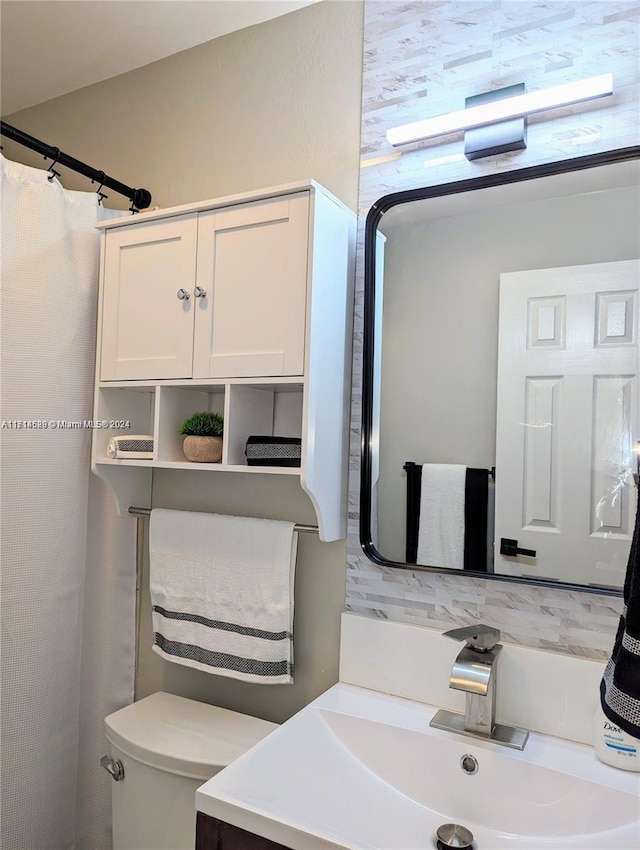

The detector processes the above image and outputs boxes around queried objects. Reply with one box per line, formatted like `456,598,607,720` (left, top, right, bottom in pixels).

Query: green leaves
179,411,224,437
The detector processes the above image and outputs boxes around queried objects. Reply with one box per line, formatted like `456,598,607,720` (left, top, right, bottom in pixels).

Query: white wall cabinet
92,181,356,541
100,193,310,381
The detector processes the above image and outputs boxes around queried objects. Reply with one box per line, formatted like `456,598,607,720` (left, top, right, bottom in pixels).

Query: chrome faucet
444,624,501,736
429,624,529,750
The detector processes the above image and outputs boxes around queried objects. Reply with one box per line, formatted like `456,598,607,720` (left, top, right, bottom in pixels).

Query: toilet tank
104,692,277,850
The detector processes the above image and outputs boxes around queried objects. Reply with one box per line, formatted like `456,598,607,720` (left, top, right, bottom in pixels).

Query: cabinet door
100,215,197,380
193,193,310,379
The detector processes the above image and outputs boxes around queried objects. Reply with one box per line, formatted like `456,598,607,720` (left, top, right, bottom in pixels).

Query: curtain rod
1,121,152,210
127,506,318,534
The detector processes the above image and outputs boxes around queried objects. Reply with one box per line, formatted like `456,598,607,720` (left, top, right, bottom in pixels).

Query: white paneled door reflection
495,260,640,587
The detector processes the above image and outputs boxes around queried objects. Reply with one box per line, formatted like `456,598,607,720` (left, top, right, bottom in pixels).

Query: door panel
495,260,639,587
193,194,309,379
100,216,197,380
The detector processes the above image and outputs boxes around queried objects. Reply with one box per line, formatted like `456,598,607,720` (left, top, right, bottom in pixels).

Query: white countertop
196,682,640,850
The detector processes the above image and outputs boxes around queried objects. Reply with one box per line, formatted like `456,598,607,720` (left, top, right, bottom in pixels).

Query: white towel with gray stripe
149,509,297,684
106,434,154,459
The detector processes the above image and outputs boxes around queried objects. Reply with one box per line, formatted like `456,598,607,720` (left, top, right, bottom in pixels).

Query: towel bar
402,462,491,569
127,506,319,534
403,461,495,479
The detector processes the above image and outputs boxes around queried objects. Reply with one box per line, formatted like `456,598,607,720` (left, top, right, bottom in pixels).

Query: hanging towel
417,464,467,569
406,463,489,571
149,509,298,684
600,493,640,739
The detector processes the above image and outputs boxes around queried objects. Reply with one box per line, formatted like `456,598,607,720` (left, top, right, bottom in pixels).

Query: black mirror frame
360,145,640,596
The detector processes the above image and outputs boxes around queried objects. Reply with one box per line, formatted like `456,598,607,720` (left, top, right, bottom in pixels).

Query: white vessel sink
196,684,640,850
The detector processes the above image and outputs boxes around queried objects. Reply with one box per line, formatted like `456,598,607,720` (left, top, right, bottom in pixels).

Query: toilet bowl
103,691,277,850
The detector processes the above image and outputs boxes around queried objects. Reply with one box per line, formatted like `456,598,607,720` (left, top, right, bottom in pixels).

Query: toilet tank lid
104,692,278,780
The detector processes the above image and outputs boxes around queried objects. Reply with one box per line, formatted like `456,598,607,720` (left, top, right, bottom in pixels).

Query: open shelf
226,383,303,466
157,384,225,463
92,380,304,476
92,386,156,460
95,458,156,467
91,365,347,539
150,461,299,475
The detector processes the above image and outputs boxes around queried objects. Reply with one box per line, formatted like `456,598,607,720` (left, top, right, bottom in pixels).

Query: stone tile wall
347,0,640,659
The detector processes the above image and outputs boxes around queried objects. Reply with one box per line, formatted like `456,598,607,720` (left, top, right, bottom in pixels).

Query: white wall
4,0,364,723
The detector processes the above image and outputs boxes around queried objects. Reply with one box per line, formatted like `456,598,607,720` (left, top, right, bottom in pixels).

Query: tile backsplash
347,0,640,660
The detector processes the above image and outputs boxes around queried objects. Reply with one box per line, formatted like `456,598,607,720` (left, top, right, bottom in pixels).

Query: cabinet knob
177,288,190,301
194,286,207,298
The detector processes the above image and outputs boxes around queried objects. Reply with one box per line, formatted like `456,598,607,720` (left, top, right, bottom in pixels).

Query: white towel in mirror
417,464,467,569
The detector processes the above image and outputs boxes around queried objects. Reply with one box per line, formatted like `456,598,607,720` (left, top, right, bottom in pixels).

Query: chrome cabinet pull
100,755,124,781
194,286,207,298
177,288,190,300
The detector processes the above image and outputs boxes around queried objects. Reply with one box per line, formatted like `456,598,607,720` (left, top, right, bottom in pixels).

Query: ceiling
0,0,320,116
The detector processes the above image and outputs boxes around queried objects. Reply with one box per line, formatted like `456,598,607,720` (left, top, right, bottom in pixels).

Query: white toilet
103,691,277,850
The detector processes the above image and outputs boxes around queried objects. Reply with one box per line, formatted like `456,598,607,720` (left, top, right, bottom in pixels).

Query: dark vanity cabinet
196,813,293,850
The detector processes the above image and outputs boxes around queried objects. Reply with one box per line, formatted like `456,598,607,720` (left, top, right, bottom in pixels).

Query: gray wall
4,0,364,724
2,2,362,211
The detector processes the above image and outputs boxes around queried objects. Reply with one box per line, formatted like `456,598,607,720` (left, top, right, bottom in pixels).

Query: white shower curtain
0,155,137,850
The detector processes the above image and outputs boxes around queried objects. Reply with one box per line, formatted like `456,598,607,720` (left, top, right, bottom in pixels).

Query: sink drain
460,753,479,775
436,822,474,850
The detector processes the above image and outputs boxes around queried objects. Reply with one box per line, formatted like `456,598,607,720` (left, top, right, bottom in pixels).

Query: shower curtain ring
45,147,61,181
93,171,107,205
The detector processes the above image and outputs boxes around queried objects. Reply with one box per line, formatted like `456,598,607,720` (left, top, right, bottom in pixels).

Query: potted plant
179,411,224,463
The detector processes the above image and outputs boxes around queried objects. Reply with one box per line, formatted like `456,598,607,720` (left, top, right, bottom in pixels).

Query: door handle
499,538,536,558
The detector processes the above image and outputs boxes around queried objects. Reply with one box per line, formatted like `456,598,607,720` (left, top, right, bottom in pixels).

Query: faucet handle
442,624,501,652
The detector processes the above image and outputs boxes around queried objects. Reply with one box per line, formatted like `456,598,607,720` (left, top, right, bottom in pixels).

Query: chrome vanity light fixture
386,73,614,160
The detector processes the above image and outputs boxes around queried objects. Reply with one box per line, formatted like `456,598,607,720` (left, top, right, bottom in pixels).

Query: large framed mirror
361,147,640,594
